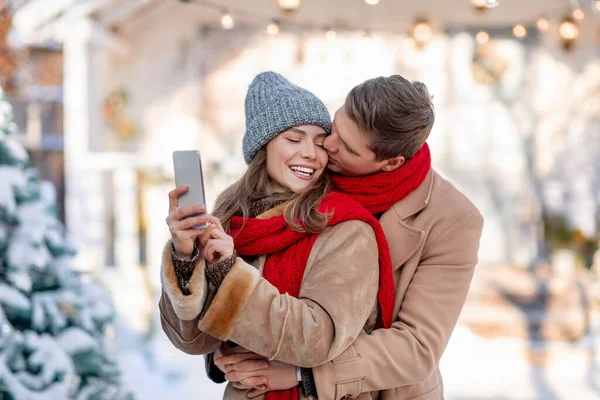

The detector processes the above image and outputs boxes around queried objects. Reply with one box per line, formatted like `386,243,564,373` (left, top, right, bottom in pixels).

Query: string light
572,8,585,20
476,31,490,43
325,27,336,40
512,24,527,38
410,18,433,48
181,0,587,56
471,0,486,12
267,20,280,35
596,0,600,11
559,16,579,50
277,0,301,12
221,11,234,30
536,17,549,31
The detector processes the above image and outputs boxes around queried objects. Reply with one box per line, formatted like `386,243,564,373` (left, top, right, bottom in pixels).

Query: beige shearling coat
160,211,382,399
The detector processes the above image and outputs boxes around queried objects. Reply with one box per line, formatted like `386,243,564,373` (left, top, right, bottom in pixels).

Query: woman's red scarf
331,143,431,214
229,192,394,400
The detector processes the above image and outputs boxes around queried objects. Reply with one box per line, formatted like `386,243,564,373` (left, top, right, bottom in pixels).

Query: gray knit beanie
243,71,332,164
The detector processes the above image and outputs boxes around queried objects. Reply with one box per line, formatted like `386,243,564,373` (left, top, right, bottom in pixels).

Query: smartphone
172,150,208,229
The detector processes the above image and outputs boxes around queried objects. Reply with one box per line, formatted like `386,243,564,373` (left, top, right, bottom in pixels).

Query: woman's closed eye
286,138,301,143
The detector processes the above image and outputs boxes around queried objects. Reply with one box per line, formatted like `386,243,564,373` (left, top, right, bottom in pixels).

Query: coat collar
390,169,435,221
380,170,434,271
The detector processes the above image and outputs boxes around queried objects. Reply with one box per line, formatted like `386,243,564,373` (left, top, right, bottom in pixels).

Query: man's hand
214,344,299,398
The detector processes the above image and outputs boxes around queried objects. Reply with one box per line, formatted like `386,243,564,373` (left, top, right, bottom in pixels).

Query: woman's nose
300,142,317,159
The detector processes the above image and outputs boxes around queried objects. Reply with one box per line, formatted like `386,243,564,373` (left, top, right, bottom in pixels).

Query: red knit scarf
229,192,395,400
331,143,432,214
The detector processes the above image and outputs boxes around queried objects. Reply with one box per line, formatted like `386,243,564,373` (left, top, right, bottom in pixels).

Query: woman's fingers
168,186,188,209
165,205,206,225
199,225,231,246
204,214,224,231
176,205,207,221
199,226,218,246
214,351,267,367
204,239,232,262
225,368,268,384
175,214,212,231
172,229,204,244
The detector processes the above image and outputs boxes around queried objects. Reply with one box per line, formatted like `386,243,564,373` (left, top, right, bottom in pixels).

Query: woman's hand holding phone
166,185,234,262
166,185,210,257
198,215,234,263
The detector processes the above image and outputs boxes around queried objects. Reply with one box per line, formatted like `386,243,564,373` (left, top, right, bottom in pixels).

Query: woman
159,72,394,400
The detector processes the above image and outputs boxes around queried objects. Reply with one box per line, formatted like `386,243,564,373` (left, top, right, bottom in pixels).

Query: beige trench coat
310,170,484,399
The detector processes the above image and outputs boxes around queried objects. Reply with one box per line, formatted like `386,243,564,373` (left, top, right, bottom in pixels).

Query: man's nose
324,135,336,152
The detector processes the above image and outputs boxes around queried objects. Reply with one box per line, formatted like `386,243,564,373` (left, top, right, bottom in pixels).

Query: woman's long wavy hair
212,147,332,234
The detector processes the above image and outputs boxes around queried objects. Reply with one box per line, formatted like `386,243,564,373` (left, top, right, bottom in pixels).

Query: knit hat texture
243,71,331,164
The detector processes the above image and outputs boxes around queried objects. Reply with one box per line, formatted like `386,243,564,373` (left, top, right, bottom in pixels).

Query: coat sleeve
311,213,484,398
158,240,222,355
197,220,380,368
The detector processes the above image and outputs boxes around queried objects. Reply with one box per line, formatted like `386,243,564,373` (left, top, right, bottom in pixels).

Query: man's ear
381,156,405,172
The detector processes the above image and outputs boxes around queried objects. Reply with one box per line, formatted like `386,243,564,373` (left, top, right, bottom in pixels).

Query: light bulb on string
559,16,579,50
220,11,234,30
476,31,490,44
513,24,527,38
572,8,585,20
267,20,280,35
325,27,336,41
410,18,433,49
536,17,549,31
471,0,497,13
277,0,301,13
365,0,380,5
595,0,600,12
471,0,487,13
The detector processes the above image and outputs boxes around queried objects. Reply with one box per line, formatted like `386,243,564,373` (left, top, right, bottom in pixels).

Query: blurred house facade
8,0,600,278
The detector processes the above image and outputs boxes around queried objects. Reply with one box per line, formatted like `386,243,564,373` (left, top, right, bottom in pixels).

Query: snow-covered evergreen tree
0,91,133,399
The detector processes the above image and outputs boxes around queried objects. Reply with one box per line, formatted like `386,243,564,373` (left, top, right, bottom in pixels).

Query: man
212,75,484,399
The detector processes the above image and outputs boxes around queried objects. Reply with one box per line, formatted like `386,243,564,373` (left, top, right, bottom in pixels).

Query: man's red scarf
230,192,394,400
331,143,431,214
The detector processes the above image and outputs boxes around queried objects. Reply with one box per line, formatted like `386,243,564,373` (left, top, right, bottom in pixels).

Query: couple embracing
160,71,483,400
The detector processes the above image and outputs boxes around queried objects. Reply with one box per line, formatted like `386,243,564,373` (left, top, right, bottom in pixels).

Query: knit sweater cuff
205,252,237,289
301,368,317,398
171,242,200,295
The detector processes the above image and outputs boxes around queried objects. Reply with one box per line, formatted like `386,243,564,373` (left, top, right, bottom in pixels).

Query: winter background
2,0,600,399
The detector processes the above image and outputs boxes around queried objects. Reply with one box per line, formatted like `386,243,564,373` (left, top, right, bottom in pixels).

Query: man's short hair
345,75,434,161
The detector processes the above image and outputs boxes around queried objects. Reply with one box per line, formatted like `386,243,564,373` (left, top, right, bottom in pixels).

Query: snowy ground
104,266,600,399
115,315,600,400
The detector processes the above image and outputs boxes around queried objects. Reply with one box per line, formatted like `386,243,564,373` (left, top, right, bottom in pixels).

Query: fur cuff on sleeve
198,258,260,341
160,240,208,321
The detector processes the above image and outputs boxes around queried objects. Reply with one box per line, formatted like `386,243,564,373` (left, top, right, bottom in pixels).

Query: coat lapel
380,170,435,271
